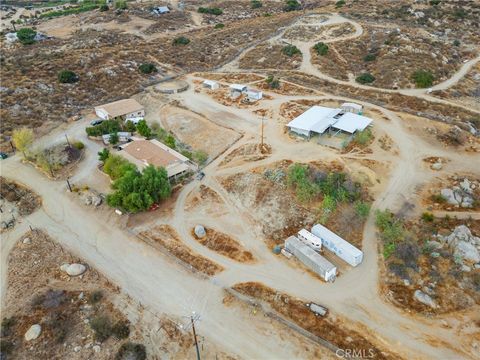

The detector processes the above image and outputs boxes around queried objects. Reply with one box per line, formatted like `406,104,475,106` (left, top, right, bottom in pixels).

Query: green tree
412,70,434,88
12,127,34,158
115,0,127,10
124,120,136,133
335,0,345,8
193,150,208,165
282,44,301,57
164,134,176,149
17,27,36,45
251,0,262,8
99,4,109,11
98,148,110,162
173,36,190,45
214,23,224,29
58,70,79,84
109,132,119,145
363,53,377,61
136,120,152,138
103,155,136,180
284,0,300,11
355,201,371,219
313,42,328,55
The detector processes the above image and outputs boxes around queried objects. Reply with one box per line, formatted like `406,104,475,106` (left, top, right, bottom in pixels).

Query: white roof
287,105,372,134
285,236,336,271
341,102,362,110
297,229,322,245
154,6,170,12
287,106,339,133
311,224,363,257
203,80,218,86
230,84,247,91
331,112,372,133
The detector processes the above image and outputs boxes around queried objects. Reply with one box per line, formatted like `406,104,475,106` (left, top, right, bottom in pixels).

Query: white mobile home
203,80,219,90
94,99,145,123
285,236,337,282
247,89,263,101
311,224,363,267
297,229,322,251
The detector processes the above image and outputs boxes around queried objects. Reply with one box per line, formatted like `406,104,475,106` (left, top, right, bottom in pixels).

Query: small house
203,80,219,90
94,99,145,124
247,89,263,101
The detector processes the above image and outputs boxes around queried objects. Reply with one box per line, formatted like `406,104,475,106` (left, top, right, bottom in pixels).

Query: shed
95,99,144,122
311,224,363,267
229,84,247,93
247,89,263,101
341,102,363,114
203,80,219,90
152,6,170,14
285,236,337,282
297,229,322,251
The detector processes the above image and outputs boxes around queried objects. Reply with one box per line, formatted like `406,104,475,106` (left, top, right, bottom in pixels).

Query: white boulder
65,264,87,276
455,241,480,263
414,290,437,309
24,324,42,341
431,163,443,171
194,225,206,238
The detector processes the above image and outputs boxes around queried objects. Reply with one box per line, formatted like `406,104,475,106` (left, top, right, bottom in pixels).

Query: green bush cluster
104,155,137,180
40,2,99,18
284,0,301,11
363,53,377,62
355,73,375,84
115,0,127,10
16,27,36,45
266,75,280,89
335,0,346,8
98,148,110,162
412,69,434,88
198,7,222,15
251,0,262,8
214,23,225,29
375,210,406,258
282,44,301,57
90,316,113,342
136,120,152,138
313,42,328,56
138,63,157,74
173,36,190,45
58,70,79,84
86,119,122,137
353,128,373,146
73,141,85,150
99,4,109,11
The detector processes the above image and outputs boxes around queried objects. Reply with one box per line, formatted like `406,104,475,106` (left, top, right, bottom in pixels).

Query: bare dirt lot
157,104,241,158
283,22,355,42
239,43,302,70
0,177,41,216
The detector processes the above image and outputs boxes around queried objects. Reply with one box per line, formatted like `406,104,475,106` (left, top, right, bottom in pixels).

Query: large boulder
460,178,473,194
24,324,42,341
413,290,437,309
194,225,206,238
65,263,87,276
454,241,480,263
440,188,458,205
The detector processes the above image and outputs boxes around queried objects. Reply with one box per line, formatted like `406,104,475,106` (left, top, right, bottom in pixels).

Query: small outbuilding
341,102,363,114
102,132,132,145
229,84,247,97
297,229,322,251
203,80,219,90
152,6,170,15
247,89,263,101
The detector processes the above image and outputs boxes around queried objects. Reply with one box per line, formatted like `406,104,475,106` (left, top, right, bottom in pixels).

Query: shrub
251,0,262,8
124,120,136,133
355,201,371,219
412,70,434,88
375,210,406,245
88,290,103,304
193,150,208,165
313,42,328,56
1,317,16,337
429,0,441,5
282,44,301,57
214,23,224,29
112,321,130,339
430,193,446,203
109,132,119,145
394,242,420,269
266,74,280,89
363,53,377,61
103,155,137,180
73,141,84,150
98,148,110,162
356,73,375,84
115,342,147,360
354,128,373,145
164,134,176,149
284,0,301,11
17,27,36,45
198,7,222,15
173,36,190,45
115,0,127,10
90,316,112,342
138,63,157,74
335,0,346,8
421,212,434,222
100,4,109,11
86,120,122,137
453,39,460,46
136,120,152,138
58,70,79,84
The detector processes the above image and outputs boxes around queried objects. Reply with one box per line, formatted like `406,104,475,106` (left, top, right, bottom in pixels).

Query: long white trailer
285,236,337,282
311,224,363,267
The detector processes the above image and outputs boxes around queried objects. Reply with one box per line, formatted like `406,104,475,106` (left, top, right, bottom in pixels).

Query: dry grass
192,228,255,263
140,225,224,276
239,43,302,70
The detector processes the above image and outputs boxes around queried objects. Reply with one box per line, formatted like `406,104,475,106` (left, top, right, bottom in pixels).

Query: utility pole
66,178,72,192
65,133,71,147
191,316,201,360
9,141,15,152
260,117,264,148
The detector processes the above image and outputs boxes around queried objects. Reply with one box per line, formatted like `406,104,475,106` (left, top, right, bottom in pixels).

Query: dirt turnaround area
0,177,41,216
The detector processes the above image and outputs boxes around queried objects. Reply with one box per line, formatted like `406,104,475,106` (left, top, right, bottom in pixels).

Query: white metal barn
286,105,372,138
285,236,337,282
297,229,322,251
311,224,363,267
203,80,219,90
